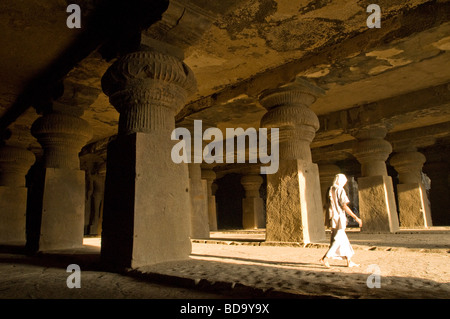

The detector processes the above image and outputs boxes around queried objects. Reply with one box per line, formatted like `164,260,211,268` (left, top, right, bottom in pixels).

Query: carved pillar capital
390,150,426,184
31,113,93,170
102,46,197,134
0,145,35,187
353,126,392,177
259,79,323,162
241,174,263,198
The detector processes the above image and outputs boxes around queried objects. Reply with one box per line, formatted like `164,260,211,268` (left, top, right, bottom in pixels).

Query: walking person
320,174,362,268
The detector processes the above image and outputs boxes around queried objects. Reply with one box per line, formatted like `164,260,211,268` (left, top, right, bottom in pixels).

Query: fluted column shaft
102,47,196,135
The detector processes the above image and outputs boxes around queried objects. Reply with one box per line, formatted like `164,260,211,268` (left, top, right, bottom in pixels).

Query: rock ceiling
0,0,449,160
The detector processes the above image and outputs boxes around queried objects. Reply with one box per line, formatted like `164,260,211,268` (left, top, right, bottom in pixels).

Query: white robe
325,186,354,259
325,228,354,260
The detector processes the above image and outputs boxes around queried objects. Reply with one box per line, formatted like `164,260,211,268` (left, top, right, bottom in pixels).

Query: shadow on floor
1,237,449,299
133,258,450,299
190,253,325,269
0,244,102,271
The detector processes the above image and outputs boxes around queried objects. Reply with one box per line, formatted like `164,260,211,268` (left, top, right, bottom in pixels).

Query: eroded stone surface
358,175,399,233
266,160,324,243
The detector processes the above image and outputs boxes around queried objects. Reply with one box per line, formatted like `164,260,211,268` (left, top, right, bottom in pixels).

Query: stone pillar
259,79,326,243
100,44,196,268
353,127,399,233
318,163,340,227
189,163,209,238
240,171,265,229
201,168,218,231
31,112,92,250
390,149,432,228
0,145,35,244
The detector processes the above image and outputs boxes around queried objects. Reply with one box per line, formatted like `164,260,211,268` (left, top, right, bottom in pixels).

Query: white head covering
332,173,347,189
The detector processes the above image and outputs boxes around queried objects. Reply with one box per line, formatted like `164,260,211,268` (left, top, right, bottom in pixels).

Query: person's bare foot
320,258,331,268
347,261,360,268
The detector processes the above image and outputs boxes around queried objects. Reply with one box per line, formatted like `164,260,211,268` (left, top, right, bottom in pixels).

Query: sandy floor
140,235,450,299
1,228,449,299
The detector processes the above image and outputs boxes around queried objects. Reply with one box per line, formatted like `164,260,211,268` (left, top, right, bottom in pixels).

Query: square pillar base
397,183,432,228
101,132,192,269
0,186,28,245
265,160,325,243
242,197,264,229
358,175,399,233
37,168,85,251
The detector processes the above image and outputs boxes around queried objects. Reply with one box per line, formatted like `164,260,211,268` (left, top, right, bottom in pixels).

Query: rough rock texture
358,175,399,233
266,159,325,243
397,183,432,228
3,1,450,155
